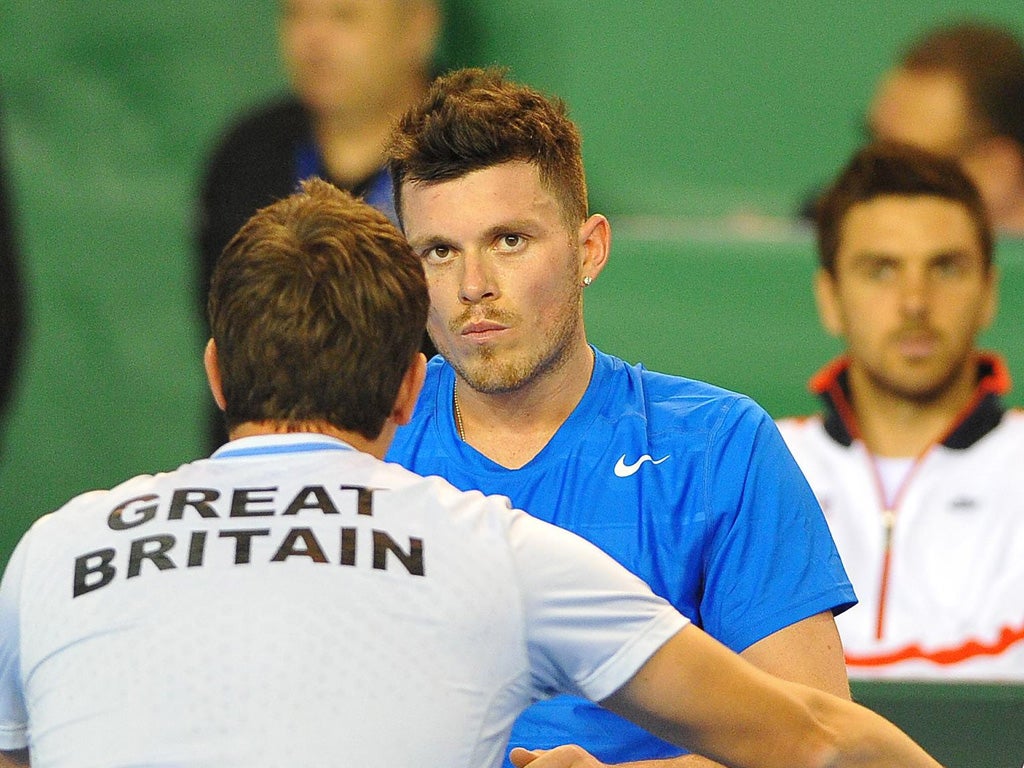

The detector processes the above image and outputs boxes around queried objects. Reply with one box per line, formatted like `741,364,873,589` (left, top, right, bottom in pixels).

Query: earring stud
582,276,593,287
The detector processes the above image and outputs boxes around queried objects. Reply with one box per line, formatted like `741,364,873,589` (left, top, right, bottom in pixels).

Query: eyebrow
405,232,453,251
481,218,542,240
407,218,544,251
925,248,975,262
849,247,978,266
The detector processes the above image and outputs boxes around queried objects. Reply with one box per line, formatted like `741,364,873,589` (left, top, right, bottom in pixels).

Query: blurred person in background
778,141,1024,680
0,99,25,460
196,0,442,449
867,20,1024,236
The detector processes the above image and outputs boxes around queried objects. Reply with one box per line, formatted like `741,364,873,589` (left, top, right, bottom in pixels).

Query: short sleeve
699,398,856,652
0,532,29,750
506,510,689,702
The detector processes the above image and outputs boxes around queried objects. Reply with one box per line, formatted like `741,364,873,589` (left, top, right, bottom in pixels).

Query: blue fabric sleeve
698,397,855,652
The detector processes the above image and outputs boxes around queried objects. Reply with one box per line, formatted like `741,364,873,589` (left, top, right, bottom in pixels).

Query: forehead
280,0,401,20
837,195,985,263
868,68,974,154
400,162,563,237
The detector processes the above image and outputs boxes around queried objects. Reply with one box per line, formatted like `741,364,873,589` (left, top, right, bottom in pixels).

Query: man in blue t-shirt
384,67,857,767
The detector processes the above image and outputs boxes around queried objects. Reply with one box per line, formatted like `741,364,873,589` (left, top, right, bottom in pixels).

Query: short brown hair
815,141,993,273
900,21,1024,147
207,179,428,438
386,66,588,230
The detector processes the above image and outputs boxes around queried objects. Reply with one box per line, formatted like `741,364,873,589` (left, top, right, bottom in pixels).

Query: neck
846,361,979,457
311,79,427,187
454,342,596,469
228,420,392,459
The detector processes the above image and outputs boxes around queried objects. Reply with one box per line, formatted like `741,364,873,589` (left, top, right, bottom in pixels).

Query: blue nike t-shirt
386,348,855,763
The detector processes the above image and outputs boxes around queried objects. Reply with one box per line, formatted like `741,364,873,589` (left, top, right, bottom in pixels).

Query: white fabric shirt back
0,434,687,767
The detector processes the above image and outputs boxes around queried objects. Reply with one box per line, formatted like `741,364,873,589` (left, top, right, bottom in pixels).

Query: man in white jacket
778,141,1024,680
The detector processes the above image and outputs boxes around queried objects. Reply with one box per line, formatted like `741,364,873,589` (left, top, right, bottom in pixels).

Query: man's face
279,0,430,119
868,68,979,157
817,195,996,404
400,161,588,394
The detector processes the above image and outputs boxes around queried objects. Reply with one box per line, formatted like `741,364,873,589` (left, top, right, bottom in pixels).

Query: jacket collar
809,353,1010,449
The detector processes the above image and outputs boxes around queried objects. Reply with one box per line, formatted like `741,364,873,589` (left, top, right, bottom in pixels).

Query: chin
888,378,960,404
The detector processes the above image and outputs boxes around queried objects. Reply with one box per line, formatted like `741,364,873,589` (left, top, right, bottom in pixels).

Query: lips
462,320,507,334
895,331,940,359
459,320,509,344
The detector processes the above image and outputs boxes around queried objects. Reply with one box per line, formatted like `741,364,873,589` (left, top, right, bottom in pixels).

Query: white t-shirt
0,434,688,767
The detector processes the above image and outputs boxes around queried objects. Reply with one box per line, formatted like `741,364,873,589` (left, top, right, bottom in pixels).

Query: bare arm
740,611,850,700
514,624,941,768
605,624,940,768
511,612,852,768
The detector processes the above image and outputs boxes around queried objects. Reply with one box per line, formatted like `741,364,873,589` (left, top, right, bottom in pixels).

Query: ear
979,264,1000,331
408,0,441,71
813,268,845,338
962,136,1024,228
578,213,611,286
392,353,427,426
204,339,227,412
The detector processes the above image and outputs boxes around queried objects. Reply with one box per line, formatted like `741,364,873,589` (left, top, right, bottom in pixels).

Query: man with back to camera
383,66,858,767
777,141,1024,679
0,179,942,768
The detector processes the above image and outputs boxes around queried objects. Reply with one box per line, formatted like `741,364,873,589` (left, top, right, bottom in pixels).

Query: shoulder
212,97,307,150
7,471,162,566
775,413,824,440
596,349,755,411
202,96,308,176
383,460,522,543
996,406,1024,433
620,358,773,435
962,406,1024,457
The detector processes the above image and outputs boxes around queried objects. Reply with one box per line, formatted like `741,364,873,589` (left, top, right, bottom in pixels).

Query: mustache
892,323,939,337
449,307,518,333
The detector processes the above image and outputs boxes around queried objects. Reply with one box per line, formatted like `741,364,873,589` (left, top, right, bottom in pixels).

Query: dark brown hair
816,141,993,273
386,66,588,230
900,21,1024,146
207,178,428,438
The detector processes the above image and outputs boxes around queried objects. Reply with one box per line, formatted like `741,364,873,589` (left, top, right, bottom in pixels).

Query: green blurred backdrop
1,1,1022,561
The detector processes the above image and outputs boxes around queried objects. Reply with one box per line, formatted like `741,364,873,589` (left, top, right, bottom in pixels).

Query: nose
899,269,929,320
459,252,498,304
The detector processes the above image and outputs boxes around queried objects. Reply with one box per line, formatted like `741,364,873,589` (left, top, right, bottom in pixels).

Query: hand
509,745,609,767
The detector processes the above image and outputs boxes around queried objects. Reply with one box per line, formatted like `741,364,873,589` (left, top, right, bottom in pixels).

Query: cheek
834,293,890,345
524,273,577,325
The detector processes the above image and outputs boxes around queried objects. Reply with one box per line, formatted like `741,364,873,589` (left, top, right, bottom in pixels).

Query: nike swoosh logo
614,454,670,477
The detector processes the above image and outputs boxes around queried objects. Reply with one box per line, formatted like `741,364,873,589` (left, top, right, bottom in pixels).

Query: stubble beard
431,283,585,396
867,343,976,407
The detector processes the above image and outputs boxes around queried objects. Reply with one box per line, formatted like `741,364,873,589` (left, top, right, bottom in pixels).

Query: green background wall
1,1,1023,564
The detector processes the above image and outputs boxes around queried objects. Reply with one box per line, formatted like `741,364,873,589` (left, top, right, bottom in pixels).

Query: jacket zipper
875,508,897,640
